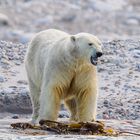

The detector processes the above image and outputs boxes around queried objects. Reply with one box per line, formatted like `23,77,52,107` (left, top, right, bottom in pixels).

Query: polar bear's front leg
76,89,98,122
39,85,61,121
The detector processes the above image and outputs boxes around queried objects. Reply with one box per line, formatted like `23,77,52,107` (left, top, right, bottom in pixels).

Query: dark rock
12,115,19,119
61,14,76,22
0,13,9,26
135,63,140,72
17,80,28,85
103,100,111,107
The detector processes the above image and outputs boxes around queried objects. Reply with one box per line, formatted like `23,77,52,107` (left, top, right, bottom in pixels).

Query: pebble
103,100,110,107
0,89,5,95
97,114,102,119
125,18,139,25
14,60,21,65
91,0,126,12
35,16,53,25
0,75,5,82
19,88,29,96
9,86,17,89
1,59,10,65
12,115,19,119
61,14,76,22
17,80,28,85
2,88,15,94
133,50,140,58
59,110,69,118
103,113,109,119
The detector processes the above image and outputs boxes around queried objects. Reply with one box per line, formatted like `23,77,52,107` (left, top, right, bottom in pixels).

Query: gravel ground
0,39,139,120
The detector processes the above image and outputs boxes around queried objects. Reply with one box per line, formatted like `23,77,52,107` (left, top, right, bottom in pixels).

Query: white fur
25,29,102,123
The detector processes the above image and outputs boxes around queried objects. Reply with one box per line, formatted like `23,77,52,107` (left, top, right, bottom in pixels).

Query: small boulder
0,13,9,26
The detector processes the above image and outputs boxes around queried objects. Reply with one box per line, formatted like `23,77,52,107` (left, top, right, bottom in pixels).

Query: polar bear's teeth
90,56,98,65
93,60,97,65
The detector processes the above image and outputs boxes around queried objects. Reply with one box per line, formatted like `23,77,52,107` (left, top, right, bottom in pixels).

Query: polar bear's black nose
96,52,103,57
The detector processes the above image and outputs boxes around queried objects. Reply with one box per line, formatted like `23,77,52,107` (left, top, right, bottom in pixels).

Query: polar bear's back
26,29,69,62
25,29,69,87
34,29,69,44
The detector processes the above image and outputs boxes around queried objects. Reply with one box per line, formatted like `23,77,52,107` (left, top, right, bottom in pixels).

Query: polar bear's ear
70,36,76,43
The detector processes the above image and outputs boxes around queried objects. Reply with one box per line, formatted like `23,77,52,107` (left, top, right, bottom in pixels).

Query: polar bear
25,29,103,123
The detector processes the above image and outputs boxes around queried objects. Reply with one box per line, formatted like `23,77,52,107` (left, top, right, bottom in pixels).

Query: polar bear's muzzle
90,52,103,66
90,56,98,65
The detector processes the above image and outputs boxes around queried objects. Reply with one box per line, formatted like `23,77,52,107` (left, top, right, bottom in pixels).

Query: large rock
0,13,9,26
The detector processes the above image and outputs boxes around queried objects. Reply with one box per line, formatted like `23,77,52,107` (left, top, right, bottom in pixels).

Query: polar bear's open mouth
90,56,98,65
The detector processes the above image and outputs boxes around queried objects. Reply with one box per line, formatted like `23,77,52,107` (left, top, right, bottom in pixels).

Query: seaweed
11,120,118,136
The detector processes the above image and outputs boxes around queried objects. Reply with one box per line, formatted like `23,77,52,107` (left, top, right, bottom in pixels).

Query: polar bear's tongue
90,56,98,65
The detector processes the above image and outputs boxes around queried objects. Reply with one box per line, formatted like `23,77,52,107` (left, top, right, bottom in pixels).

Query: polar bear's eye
88,43,93,46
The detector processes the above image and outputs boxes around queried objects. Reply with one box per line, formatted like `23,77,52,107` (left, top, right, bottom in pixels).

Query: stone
0,13,9,26
96,114,102,119
125,18,139,25
35,16,53,25
14,60,21,65
103,113,109,119
1,88,15,94
19,88,29,96
17,80,28,85
0,75,5,82
1,59,10,65
135,64,140,72
104,100,112,108
58,110,69,118
12,115,19,119
133,50,140,58
91,0,126,12
61,14,76,22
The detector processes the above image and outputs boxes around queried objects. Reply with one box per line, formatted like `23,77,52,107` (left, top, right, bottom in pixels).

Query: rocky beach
0,0,140,139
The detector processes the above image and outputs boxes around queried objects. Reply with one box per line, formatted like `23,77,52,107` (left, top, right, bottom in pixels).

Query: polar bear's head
70,33,103,65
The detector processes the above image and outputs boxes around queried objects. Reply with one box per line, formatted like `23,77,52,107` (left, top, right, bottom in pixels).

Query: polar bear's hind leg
28,78,40,124
39,85,61,121
65,98,78,121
